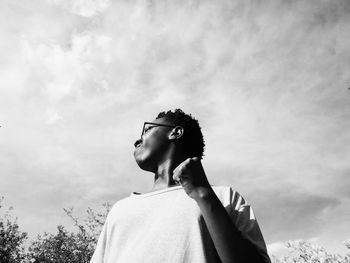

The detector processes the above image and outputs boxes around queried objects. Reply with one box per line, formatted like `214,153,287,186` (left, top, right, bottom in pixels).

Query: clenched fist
172,157,212,201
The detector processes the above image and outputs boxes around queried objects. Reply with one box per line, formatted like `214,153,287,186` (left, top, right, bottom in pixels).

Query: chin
134,154,155,173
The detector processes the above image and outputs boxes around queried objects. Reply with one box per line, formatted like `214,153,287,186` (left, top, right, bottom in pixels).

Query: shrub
26,202,111,263
271,239,350,263
0,196,28,263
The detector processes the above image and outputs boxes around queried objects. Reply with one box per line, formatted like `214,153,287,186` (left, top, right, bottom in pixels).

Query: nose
134,139,142,148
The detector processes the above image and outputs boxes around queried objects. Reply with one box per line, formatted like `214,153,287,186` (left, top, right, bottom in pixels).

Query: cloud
0,0,349,255
48,0,110,17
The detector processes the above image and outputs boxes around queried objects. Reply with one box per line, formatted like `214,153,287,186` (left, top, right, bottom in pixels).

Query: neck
151,148,184,192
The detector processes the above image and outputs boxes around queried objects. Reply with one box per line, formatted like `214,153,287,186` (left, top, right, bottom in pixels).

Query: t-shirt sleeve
89,216,109,263
227,188,271,263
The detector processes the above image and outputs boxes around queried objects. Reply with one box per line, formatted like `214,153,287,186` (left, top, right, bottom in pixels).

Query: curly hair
156,109,205,159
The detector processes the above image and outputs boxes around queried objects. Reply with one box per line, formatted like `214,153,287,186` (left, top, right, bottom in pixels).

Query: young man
90,109,271,263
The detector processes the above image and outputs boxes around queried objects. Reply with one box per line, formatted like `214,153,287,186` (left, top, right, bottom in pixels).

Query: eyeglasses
141,122,176,138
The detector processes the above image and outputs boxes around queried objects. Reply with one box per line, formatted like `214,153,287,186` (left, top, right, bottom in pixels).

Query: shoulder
105,196,131,217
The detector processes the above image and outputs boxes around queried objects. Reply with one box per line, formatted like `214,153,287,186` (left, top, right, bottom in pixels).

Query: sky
0,0,349,257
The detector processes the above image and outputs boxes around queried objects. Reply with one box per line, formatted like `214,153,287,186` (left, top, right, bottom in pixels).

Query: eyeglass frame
141,122,177,139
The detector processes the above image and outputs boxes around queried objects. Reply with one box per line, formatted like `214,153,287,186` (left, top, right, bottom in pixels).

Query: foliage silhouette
271,240,350,263
0,196,28,263
26,202,111,263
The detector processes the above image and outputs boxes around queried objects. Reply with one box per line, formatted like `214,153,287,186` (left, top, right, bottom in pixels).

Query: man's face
133,117,175,172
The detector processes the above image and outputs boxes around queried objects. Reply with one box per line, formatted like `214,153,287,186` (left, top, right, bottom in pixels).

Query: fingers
172,157,202,185
172,168,184,184
174,177,183,185
173,167,188,185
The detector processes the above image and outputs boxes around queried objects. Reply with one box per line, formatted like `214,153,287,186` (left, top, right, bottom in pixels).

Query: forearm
195,187,264,263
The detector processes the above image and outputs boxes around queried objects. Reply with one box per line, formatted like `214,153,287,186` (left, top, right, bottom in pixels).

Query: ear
168,126,184,141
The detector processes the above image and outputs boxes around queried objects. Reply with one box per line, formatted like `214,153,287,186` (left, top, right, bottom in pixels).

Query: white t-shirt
90,185,270,263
